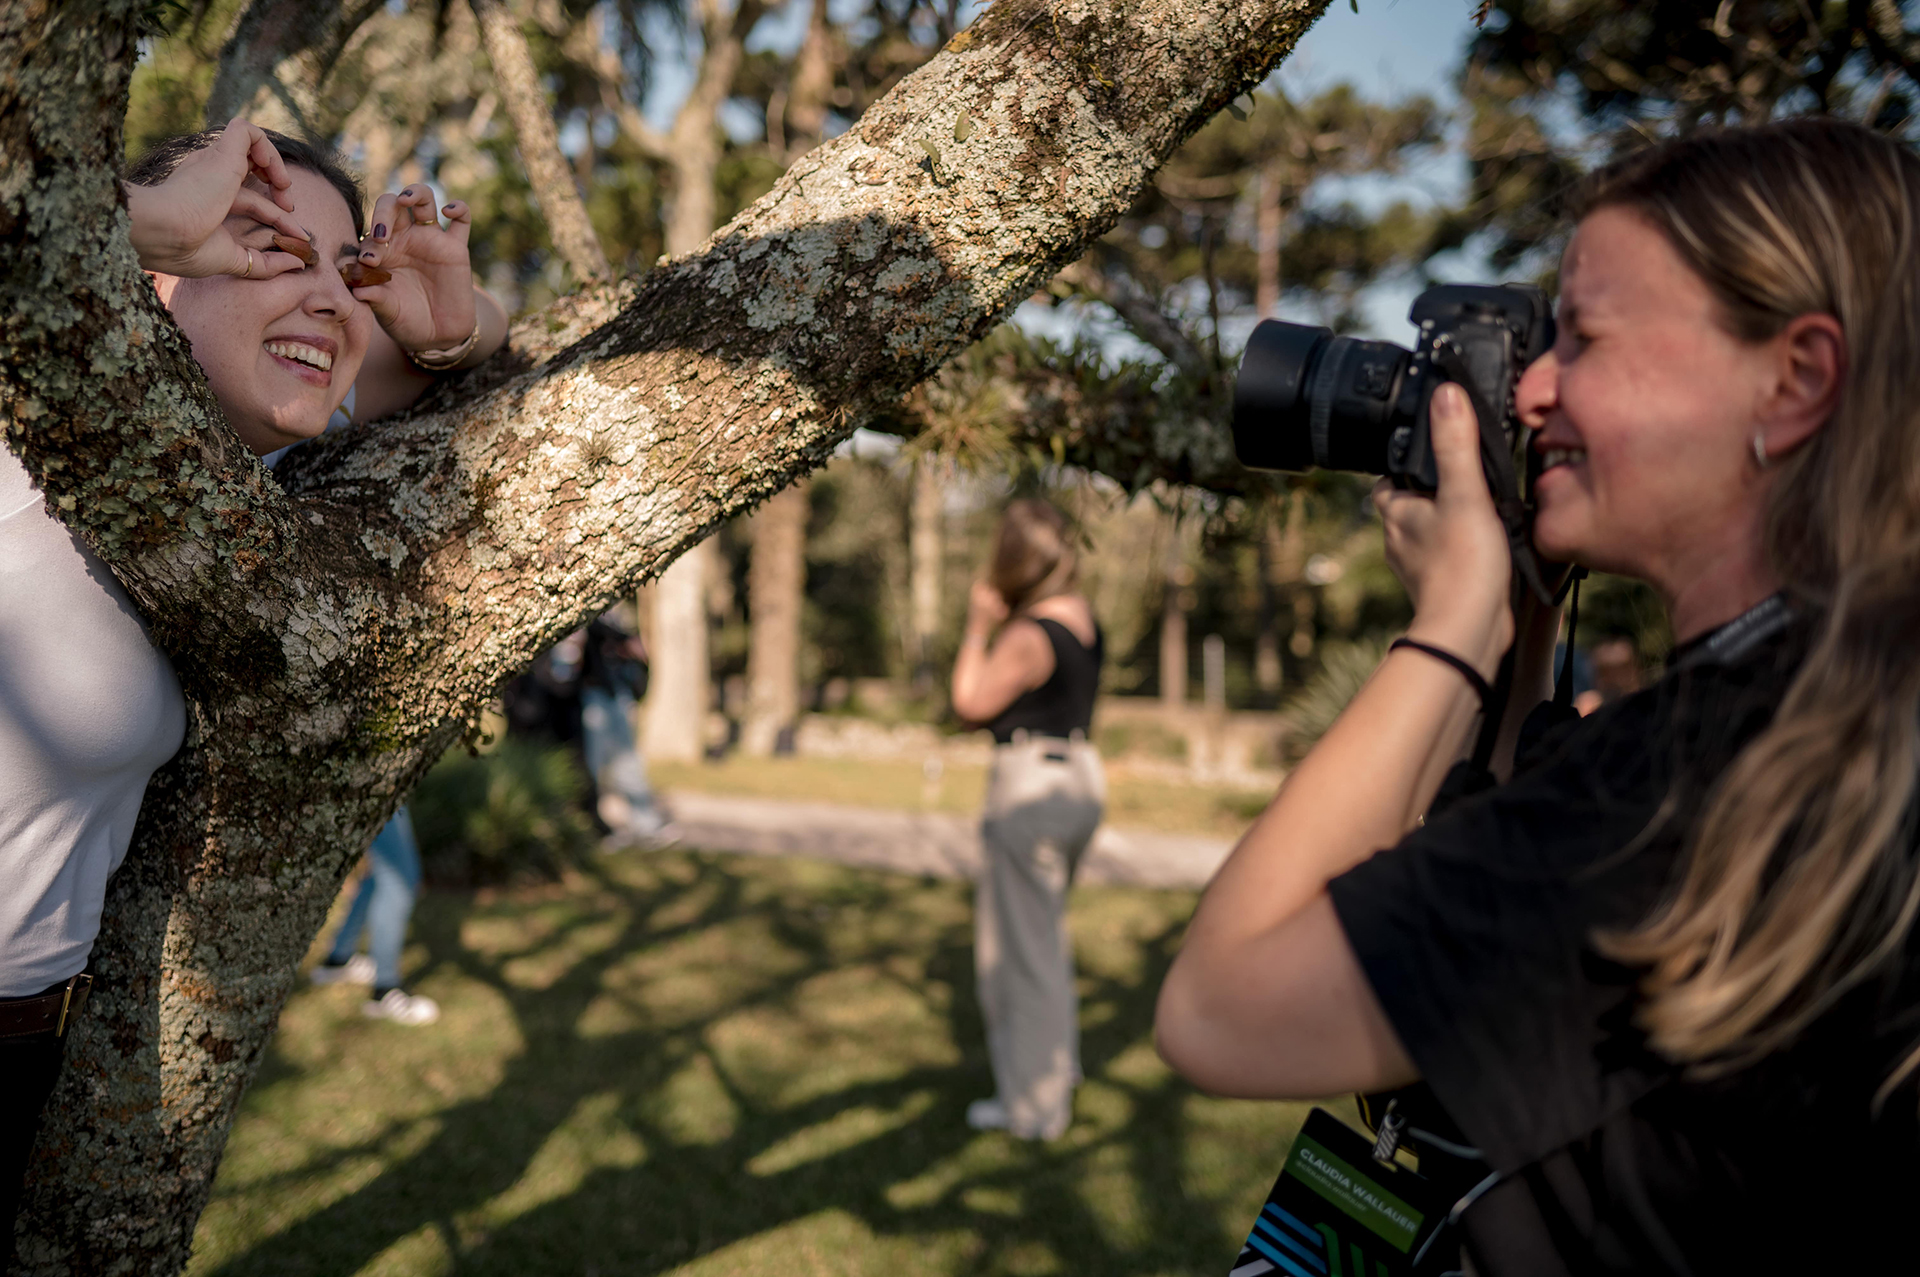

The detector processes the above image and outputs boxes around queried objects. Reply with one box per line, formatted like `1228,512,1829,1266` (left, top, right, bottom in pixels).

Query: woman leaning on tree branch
1156,118,1920,1273
0,119,506,1231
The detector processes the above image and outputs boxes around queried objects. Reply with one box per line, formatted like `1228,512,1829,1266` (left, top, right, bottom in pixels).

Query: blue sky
1288,0,1479,103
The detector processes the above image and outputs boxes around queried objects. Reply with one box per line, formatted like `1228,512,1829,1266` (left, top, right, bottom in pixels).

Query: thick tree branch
1,0,1330,1266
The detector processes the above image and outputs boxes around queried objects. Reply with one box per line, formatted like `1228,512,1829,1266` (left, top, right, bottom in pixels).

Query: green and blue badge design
1230,1108,1445,1277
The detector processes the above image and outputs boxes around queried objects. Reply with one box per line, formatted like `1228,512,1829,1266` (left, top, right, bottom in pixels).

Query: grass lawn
187,848,1317,1277
650,756,1275,839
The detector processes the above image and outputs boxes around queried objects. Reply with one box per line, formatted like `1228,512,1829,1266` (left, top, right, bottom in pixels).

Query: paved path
659,790,1233,890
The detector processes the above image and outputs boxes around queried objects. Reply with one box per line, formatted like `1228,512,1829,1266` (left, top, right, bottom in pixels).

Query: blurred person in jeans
506,609,667,841
310,808,439,1024
950,499,1105,1140
577,610,668,842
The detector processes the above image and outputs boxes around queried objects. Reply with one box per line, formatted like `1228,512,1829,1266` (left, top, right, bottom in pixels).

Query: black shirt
988,616,1103,744
1329,611,1920,1275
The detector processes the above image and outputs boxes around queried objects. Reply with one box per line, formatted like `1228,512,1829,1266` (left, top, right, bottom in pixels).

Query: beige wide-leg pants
975,733,1105,1140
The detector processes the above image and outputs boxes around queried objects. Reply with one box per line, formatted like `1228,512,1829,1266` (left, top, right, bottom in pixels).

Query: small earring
1752,433,1770,469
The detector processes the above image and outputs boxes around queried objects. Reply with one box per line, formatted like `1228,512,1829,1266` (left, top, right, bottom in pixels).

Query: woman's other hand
349,187,476,353
125,118,309,280
966,579,1011,635
951,581,1053,724
1373,381,1515,678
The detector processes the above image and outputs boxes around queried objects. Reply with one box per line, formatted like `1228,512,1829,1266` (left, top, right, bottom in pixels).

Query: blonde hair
989,499,1077,613
1579,119,1920,1094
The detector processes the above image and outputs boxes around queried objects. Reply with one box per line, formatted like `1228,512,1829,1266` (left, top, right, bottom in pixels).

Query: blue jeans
326,807,421,990
581,686,655,812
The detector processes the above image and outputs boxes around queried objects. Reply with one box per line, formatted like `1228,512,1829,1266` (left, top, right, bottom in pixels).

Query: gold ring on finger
242,249,254,279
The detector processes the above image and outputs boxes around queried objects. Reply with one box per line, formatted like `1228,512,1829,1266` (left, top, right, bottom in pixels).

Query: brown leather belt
0,974,93,1040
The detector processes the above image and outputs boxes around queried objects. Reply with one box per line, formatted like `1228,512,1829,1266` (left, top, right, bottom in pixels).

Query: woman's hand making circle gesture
124,118,312,280
346,185,477,354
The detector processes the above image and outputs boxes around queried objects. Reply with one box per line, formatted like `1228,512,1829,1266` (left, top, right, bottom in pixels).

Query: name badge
1229,1108,1448,1277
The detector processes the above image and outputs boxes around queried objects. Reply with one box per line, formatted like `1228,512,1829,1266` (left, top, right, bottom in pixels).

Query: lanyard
1669,593,1795,672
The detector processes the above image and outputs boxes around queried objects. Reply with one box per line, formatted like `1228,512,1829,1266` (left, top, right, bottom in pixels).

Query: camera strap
1552,568,1586,710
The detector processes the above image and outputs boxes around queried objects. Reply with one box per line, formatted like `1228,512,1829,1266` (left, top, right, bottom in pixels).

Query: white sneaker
362,988,440,1025
966,1098,1010,1131
310,954,376,987
966,1096,1069,1141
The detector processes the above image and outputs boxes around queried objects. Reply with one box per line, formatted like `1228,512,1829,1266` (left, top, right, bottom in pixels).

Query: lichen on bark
1,0,1330,1269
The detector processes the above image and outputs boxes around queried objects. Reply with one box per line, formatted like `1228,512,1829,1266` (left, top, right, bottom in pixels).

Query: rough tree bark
1,0,1329,1269
469,0,613,282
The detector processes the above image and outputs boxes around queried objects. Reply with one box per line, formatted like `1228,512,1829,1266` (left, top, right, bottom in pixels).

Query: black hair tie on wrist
1389,637,1492,712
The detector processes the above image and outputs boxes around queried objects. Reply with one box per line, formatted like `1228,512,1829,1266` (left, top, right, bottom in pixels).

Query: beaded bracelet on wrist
404,321,481,372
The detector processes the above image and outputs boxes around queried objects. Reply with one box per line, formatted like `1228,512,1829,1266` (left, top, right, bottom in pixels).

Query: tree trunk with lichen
1,0,1329,1268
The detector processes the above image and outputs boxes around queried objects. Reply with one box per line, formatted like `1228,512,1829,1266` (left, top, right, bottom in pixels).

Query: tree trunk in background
1265,490,1315,661
644,539,718,761
1255,491,1305,693
909,453,944,695
202,0,386,134
1161,592,1189,707
3,0,1332,1264
740,0,836,749
742,482,808,755
1160,517,1191,707
469,0,611,282
642,0,768,761
1254,520,1283,695
1256,163,1282,318
785,0,835,155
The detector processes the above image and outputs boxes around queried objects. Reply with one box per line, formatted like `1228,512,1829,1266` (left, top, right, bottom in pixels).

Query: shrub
1280,636,1392,763
411,740,598,884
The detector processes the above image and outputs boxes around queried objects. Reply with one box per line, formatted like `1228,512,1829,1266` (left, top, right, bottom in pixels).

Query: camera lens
1232,320,1411,476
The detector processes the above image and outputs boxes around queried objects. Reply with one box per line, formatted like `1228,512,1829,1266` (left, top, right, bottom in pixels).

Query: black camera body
1231,283,1556,494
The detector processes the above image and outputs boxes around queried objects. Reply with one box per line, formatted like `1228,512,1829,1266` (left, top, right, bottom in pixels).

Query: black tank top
988,616,1104,745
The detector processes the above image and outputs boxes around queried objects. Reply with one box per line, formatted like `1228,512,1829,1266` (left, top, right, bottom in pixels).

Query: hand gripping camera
1231,283,1559,600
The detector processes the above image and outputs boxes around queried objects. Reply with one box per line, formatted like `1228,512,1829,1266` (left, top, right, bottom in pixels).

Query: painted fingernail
373,223,387,240
362,249,378,260
444,204,456,215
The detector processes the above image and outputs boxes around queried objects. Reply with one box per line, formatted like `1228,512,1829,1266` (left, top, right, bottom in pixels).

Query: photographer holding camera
1156,118,1920,1274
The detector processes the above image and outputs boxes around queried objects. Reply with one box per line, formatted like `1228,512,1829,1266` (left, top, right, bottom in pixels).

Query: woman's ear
1758,312,1846,461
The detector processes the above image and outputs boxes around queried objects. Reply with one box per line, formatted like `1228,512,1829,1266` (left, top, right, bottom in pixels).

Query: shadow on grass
197,850,1303,1277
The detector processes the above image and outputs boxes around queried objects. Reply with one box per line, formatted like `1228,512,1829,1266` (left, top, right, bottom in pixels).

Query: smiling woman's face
1514,206,1777,589
152,166,372,455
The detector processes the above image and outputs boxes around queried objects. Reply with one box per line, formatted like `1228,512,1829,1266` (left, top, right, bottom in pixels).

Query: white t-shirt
0,446,187,996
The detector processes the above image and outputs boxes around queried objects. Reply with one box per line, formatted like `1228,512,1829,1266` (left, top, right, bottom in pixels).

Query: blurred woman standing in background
951,499,1105,1140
